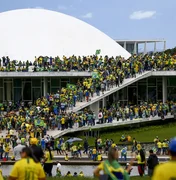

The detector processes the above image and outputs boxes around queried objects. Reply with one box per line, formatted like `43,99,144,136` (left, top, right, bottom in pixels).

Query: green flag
95,49,101,55
67,83,76,90
92,72,99,79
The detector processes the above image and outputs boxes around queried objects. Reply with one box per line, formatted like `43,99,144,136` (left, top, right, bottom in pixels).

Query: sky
0,0,175,51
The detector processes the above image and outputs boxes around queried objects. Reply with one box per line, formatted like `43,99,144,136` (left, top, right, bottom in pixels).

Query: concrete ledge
0,160,168,166
54,115,174,138
0,70,176,78
0,71,91,77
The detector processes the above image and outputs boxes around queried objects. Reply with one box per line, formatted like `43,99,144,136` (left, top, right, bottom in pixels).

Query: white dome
0,9,131,61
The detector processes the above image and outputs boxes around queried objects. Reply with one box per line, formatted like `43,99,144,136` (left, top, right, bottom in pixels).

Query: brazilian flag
35,119,45,127
95,49,101,55
67,83,76,90
92,72,99,79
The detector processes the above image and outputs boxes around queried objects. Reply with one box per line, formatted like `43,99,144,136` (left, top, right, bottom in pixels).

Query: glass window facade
167,77,176,86
0,88,3,102
14,79,22,87
0,76,174,104
14,88,22,102
32,79,41,87
167,77,176,101
51,78,60,87
115,77,165,105
23,82,31,100
168,87,176,101
32,88,41,101
0,79,3,87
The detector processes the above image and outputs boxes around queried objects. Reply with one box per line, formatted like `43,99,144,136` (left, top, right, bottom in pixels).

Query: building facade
0,72,175,109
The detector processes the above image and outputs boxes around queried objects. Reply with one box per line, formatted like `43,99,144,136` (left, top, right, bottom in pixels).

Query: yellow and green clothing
152,161,176,180
98,160,129,180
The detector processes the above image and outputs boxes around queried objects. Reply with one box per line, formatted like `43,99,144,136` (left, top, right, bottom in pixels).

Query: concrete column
134,42,137,54
90,101,99,118
162,77,167,103
102,97,106,108
43,78,48,96
163,41,166,51
144,42,147,55
154,42,157,53
124,41,127,50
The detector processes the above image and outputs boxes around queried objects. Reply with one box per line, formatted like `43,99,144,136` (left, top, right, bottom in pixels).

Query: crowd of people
0,53,176,111
0,126,175,179
0,100,175,139
0,136,175,179
1,52,176,72
0,53,175,135
0,53,176,179
93,137,176,180
0,53,175,136
0,132,170,162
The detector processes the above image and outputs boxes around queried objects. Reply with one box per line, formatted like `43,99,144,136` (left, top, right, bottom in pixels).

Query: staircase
68,71,152,113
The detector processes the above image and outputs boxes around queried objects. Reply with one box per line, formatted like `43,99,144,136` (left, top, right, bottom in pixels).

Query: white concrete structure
53,115,173,138
0,9,131,61
116,39,166,54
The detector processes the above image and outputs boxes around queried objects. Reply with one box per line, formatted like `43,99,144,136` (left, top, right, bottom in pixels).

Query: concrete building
0,72,175,107
116,40,166,54
0,8,174,117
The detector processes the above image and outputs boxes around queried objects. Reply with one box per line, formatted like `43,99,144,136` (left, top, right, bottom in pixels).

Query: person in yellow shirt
4,144,10,160
8,146,46,180
97,153,103,161
0,136,4,145
157,140,162,155
66,171,72,177
65,154,69,161
137,143,142,152
0,163,3,179
0,173,3,180
79,171,84,177
111,142,116,148
30,130,35,138
152,137,176,180
162,140,167,155
92,147,97,161
61,117,65,130
71,145,77,158
135,149,146,177
43,147,54,177
0,163,3,180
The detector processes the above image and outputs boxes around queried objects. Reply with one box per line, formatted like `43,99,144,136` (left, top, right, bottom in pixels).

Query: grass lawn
3,176,150,180
47,176,150,179
76,122,176,145
47,176,149,180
